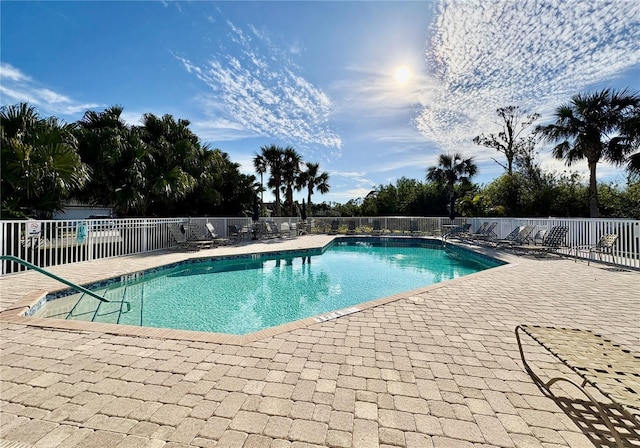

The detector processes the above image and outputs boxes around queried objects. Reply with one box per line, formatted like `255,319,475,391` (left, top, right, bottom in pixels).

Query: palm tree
281,147,302,216
76,106,152,216
1,103,89,218
253,153,267,203
537,88,640,217
257,144,285,216
137,113,200,215
298,162,330,214
426,153,478,220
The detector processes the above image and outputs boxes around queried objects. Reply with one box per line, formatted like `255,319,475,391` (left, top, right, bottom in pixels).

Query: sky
1,0,639,205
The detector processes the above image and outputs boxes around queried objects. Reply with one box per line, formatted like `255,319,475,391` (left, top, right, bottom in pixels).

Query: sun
394,66,411,84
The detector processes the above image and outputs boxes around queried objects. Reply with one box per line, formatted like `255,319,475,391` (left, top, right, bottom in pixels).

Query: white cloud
415,0,640,161
0,62,100,118
0,63,31,82
176,19,342,158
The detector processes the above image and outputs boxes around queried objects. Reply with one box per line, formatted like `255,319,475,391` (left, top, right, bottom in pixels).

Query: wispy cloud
0,62,100,117
333,64,439,119
176,19,342,158
328,170,378,197
416,0,640,156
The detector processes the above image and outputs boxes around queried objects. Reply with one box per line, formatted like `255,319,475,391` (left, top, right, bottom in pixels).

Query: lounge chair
347,220,357,235
465,222,488,239
442,223,471,241
329,220,339,235
265,221,281,238
409,220,422,236
515,325,640,448
205,223,219,239
491,225,536,247
296,221,307,235
281,222,298,237
467,222,498,242
372,220,383,235
206,223,232,245
512,226,568,256
571,233,618,265
228,224,243,241
168,224,212,250
530,228,547,245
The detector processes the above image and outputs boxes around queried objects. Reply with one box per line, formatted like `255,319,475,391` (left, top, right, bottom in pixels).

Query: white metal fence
1,216,638,275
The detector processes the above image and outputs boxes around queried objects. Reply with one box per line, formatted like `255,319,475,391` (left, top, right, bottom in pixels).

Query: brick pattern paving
1,237,639,447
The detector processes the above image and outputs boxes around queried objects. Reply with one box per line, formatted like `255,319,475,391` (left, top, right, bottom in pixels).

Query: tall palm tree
298,162,330,213
1,103,89,218
257,144,285,216
426,153,478,220
253,153,267,203
281,147,302,216
537,88,640,217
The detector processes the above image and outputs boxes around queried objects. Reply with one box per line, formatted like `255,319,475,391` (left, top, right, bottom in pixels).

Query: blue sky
2,1,639,205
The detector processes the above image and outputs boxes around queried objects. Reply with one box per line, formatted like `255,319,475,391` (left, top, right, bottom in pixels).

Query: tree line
2,87,638,220
336,88,640,219
0,104,330,219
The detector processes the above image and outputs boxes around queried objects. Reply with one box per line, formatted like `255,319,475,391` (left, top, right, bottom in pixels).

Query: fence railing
2,216,638,275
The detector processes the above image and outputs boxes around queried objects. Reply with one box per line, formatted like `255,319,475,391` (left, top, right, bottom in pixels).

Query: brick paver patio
1,235,638,447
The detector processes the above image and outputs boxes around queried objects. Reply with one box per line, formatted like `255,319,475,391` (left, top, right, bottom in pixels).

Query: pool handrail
0,255,109,303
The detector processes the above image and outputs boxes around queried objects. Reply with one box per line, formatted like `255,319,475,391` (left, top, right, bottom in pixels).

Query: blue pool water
40,239,503,334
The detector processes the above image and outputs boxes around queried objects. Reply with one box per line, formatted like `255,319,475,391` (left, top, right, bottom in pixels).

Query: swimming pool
33,238,504,335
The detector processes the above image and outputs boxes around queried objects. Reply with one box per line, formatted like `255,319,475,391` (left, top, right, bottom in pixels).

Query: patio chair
296,221,307,235
372,220,383,235
512,226,568,256
228,224,243,241
442,223,471,241
530,228,547,245
491,225,535,247
464,222,488,239
206,223,232,245
168,224,212,250
265,221,281,238
409,220,422,236
329,220,339,235
571,233,618,265
280,222,292,237
347,220,357,235
467,222,498,242
516,325,640,448
205,223,219,239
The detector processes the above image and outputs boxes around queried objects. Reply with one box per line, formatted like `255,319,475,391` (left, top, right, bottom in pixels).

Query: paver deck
1,235,639,447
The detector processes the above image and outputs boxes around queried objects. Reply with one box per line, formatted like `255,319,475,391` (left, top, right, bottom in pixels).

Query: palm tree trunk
448,184,456,221
588,160,600,218
274,183,281,216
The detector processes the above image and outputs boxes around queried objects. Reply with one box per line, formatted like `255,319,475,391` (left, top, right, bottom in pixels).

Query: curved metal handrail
0,255,109,303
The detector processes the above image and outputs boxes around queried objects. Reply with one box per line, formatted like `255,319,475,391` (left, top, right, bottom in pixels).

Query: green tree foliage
537,88,640,217
1,103,89,218
255,144,286,216
281,147,302,216
426,153,478,220
253,146,330,217
297,162,330,214
75,106,152,216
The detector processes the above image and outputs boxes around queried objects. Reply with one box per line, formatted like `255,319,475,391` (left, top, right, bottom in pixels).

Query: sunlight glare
394,66,411,84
